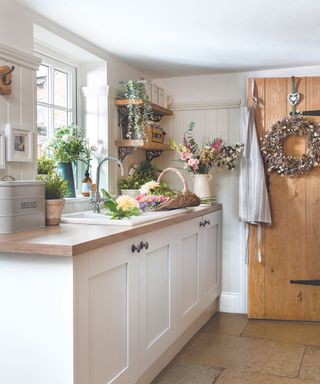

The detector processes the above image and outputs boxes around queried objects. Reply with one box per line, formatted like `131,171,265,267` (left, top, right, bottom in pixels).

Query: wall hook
2,66,15,85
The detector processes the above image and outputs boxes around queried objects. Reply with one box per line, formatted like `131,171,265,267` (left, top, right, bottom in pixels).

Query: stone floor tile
243,320,320,345
216,369,319,384
299,346,320,381
151,362,223,384
176,333,305,378
200,312,249,336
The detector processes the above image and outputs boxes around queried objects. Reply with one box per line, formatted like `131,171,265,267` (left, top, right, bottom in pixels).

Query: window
36,55,76,154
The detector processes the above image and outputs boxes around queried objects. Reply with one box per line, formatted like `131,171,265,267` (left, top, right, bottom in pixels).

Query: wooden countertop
0,204,222,257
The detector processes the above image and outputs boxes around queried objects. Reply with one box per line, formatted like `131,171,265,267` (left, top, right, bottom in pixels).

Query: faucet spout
93,156,124,213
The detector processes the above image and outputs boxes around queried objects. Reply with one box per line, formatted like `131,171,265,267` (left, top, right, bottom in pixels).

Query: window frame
35,44,84,192
36,54,77,143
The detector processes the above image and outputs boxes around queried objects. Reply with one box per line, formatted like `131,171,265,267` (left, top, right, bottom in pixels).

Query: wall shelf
115,99,173,116
115,140,172,161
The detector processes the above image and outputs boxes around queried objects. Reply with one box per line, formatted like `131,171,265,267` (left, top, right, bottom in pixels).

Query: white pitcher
191,174,212,199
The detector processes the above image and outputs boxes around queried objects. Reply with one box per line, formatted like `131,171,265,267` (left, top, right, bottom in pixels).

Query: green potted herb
119,160,160,197
37,155,56,175
120,80,154,140
49,123,88,197
38,172,68,226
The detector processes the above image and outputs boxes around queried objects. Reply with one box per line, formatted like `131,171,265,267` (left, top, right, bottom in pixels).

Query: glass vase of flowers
170,121,243,199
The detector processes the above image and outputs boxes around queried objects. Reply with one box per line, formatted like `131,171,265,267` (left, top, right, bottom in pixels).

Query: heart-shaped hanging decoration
288,92,300,106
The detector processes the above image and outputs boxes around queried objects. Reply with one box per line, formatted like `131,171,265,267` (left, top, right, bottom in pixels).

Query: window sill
63,195,91,214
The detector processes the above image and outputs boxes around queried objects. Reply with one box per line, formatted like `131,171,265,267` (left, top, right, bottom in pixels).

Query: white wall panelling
154,99,243,313
0,44,40,180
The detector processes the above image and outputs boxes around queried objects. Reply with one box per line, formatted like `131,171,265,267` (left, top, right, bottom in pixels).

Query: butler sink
61,208,192,226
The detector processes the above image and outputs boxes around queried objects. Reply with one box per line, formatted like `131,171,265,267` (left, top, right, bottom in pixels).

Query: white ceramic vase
191,174,212,199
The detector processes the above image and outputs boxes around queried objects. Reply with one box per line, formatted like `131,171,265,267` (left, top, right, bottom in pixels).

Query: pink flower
212,138,223,151
181,151,192,161
187,158,200,170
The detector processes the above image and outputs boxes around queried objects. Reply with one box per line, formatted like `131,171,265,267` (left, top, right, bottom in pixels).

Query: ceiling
17,0,320,78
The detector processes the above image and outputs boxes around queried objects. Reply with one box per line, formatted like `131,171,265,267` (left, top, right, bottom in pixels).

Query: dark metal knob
199,221,205,227
140,241,149,250
131,244,141,253
204,219,211,226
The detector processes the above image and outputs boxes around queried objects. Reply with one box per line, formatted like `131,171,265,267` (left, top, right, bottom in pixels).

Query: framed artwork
5,124,33,162
0,130,5,169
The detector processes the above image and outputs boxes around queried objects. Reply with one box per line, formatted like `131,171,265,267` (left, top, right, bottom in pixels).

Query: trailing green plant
37,155,56,174
119,160,160,189
120,80,154,140
49,123,88,163
38,173,68,200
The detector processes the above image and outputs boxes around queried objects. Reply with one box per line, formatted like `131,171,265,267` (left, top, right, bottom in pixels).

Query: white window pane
37,65,49,103
54,109,68,129
37,105,49,155
54,70,68,108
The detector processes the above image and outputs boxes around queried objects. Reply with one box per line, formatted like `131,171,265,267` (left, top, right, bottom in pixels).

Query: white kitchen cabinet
75,237,139,384
137,228,176,373
201,211,222,308
175,217,202,332
74,209,222,384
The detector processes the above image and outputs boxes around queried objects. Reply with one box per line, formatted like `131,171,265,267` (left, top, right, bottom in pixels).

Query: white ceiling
17,0,320,78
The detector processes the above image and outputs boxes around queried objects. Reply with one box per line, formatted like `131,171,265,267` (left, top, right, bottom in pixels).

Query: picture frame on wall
0,130,5,169
5,124,33,162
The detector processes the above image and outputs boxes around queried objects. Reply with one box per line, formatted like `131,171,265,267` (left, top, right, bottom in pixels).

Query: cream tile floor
152,313,320,384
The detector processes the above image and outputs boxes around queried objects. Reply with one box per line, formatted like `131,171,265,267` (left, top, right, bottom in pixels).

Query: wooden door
248,77,320,321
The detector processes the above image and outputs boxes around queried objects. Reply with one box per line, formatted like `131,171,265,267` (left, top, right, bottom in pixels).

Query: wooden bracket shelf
115,99,173,116
115,140,172,161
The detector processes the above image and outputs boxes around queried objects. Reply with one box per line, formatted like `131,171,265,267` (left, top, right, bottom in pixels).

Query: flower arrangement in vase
170,121,243,198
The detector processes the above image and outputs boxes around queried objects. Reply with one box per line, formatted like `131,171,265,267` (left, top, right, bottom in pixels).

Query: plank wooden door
248,77,320,321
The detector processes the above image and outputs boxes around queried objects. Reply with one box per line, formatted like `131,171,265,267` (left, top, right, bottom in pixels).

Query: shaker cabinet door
201,211,222,308
75,238,138,384
137,228,176,374
175,217,202,332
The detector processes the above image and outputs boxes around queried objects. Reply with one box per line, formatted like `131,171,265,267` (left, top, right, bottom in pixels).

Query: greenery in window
120,80,154,140
49,123,94,165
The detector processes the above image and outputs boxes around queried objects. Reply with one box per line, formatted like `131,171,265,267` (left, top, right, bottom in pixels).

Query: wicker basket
156,168,201,210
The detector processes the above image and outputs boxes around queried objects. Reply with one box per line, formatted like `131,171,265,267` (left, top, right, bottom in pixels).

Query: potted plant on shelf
119,160,160,197
49,123,88,198
38,172,68,226
120,80,154,140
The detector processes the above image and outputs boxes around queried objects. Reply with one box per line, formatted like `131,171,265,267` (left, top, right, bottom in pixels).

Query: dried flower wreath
260,116,320,177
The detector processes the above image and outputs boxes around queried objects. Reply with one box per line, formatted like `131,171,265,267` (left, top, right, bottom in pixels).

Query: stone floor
152,313,320,384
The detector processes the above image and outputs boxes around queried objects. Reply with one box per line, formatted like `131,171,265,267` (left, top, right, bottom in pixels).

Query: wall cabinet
75,210,222,384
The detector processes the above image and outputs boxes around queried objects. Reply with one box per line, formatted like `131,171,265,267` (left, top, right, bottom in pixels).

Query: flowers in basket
101,189,141,219
170,122,243,174
136,181,175,211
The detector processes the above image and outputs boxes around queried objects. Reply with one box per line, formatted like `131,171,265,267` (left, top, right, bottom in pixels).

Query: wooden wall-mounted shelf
115,140,171,161
115,99,173,116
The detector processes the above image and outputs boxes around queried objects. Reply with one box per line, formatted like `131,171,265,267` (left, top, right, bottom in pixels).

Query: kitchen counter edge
0,204,222,257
